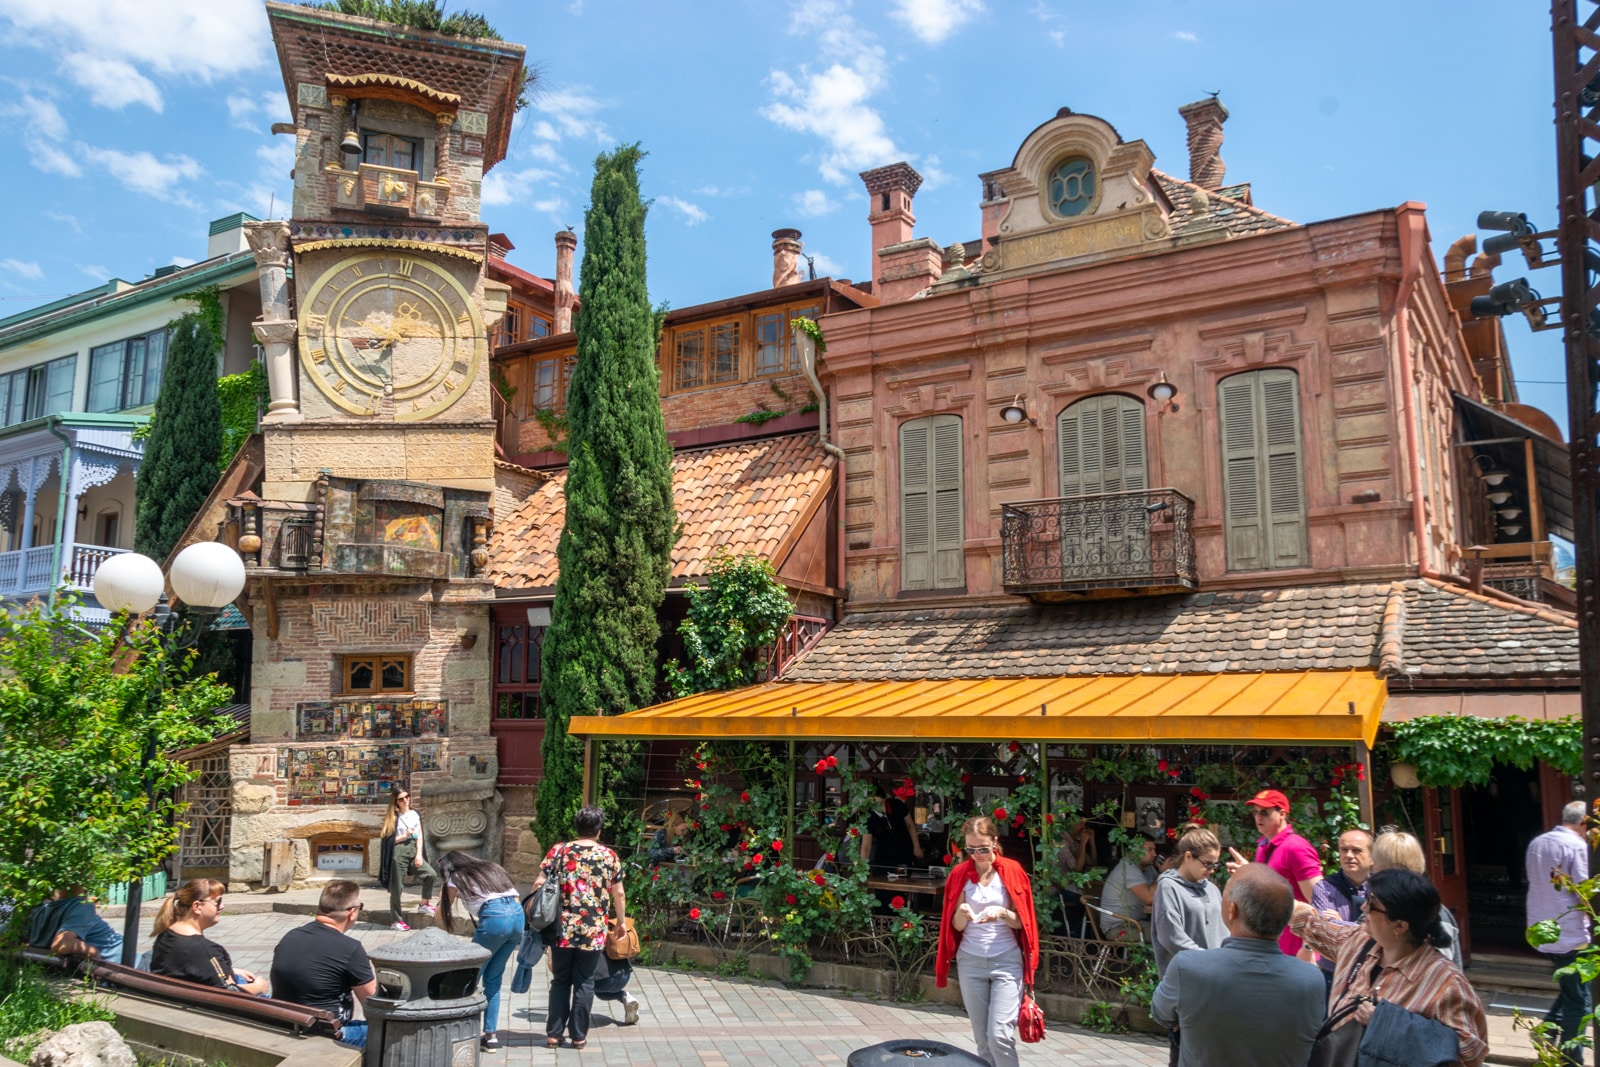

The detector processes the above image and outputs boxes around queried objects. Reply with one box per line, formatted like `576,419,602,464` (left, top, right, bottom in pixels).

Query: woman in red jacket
935,815,1040,1067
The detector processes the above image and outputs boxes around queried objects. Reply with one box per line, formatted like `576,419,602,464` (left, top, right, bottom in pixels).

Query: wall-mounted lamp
1146,372,1180,414
77,504,89,522
999,394,1035,426
1144,500,1171,515
526,604,552,628
339,101,362,168
1496,507,1524,521
1499,524,1525,538
1486,489,1513,505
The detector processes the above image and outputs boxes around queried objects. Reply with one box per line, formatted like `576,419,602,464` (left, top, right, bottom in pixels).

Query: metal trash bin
364,928,490,1067
848,1040,988,1066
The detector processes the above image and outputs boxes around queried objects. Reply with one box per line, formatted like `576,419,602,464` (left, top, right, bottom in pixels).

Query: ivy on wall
1387,715,1580,788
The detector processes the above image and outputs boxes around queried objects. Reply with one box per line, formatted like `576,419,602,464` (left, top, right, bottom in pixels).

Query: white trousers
956,945,1024,1067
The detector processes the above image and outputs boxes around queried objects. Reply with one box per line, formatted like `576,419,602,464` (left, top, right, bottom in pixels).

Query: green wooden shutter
1260,369,1307,568
1219,370,1306,571
900,419,932,590
1058,395,1147,495
1219,375,1264,569
932,415,965,587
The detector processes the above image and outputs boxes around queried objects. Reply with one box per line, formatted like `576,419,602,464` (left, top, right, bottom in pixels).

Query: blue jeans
473,897,524,1037
336,1021,367,1049
1547,949,1592,1066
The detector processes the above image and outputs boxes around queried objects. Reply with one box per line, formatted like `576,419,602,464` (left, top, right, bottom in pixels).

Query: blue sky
0,0,1572,431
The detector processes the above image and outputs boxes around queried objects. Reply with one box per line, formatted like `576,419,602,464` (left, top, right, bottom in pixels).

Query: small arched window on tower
1048,157,1097,218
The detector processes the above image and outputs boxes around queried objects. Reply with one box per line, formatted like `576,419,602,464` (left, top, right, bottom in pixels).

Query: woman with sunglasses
935,816,1040,1067
379,788,437,931
435,851,523,1053
1291,867,1488,1066
150,879,268,994
1151,826,1224,1067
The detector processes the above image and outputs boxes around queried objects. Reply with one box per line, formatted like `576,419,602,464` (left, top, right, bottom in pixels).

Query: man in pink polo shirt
1228,789,1323,957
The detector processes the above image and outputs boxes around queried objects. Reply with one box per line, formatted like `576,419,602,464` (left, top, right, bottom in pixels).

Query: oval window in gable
1049,156,1096,218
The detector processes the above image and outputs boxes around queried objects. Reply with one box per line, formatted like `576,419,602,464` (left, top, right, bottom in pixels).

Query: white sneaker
391,920,411,931
418,902,437,916
621,992,639,1026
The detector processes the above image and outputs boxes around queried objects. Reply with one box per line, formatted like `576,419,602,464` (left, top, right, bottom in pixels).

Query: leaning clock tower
221,3,526,891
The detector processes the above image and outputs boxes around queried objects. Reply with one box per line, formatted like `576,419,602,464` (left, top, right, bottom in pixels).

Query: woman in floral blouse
531,805,627,1050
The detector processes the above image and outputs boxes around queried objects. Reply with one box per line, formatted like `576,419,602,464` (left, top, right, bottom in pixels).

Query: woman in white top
436,851,523,1053
381,789,437,930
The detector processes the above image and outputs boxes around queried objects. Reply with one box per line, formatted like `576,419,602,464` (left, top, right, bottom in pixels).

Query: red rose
743,861,754,871
1190,787,1206,799
891,895,906,909
812,872,826,885
1169,768,1181,779
1356,766,1366,781
771,839,784,852
1331,775,1343,788
1166,827,1178,839
785,894,797,905
994,807,1008,821
1017,775,1027,785
753,853,765,865
961,773,971,785
712,891,727,900
689,907,702,920
822,852,834,863
815,759,829,774
720,823,731,832
1008,741,1019,752
942,853,953,864
740,791,750,803
1044,813,1055,824
826,755,838,769
738,842,749,852
849,827,860,837
1157,759,1168,772
902,921,915,930
652,871,659,882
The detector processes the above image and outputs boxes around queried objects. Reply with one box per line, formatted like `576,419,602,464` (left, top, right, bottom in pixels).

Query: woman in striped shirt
1291,867,1488,1066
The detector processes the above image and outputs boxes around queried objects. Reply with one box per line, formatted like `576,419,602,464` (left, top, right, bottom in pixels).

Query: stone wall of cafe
224,579,501,889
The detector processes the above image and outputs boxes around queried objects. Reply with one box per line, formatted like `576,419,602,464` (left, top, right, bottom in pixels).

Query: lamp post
92,541,246,966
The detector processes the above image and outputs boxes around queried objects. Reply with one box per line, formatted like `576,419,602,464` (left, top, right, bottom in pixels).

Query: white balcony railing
0,543,129,598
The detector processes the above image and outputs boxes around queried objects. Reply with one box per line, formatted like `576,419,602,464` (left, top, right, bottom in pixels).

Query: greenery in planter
1389,715,1579,788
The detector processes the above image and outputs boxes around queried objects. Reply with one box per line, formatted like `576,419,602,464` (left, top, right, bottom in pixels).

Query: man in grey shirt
1152,863,1325,1067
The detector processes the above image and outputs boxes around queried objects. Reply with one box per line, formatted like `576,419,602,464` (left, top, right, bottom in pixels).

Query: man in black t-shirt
270,881,377,1047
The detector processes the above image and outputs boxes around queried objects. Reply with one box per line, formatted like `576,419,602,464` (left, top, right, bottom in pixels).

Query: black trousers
547,946,603,1042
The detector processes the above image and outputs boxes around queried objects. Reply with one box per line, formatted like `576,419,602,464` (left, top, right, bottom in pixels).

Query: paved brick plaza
146,901,1168,1066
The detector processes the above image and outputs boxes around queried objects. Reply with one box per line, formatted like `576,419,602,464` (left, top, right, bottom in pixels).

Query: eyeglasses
963,845,995,856
396,794,410,802
348,903,365,914
1364,901,1387,917
206,896,225,908
1198,859,1222,872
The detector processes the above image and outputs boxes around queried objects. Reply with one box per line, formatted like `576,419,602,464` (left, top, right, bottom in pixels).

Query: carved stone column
244,221,301,423
554,229,577,334
435,111,455,179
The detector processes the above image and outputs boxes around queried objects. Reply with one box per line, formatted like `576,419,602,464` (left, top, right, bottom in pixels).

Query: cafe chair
1083,899,1146,946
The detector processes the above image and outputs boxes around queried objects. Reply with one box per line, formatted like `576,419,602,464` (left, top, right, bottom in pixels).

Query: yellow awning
568,670,1386,746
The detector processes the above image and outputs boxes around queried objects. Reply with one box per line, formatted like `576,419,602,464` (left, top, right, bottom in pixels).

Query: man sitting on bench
26,888,123,963
269,881,376,1048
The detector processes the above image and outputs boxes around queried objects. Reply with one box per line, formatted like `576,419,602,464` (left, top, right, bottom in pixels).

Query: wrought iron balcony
1000,488,1198,599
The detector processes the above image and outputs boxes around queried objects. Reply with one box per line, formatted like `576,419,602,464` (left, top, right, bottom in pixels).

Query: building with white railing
0,214,263,618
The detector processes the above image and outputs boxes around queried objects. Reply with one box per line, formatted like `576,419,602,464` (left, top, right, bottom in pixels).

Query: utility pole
1552,0,1600,1053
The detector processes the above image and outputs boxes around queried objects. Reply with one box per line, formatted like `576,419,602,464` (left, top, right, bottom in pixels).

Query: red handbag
1018,988,1045,1043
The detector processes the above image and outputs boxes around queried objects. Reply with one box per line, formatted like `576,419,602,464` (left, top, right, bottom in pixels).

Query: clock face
298,253,483,421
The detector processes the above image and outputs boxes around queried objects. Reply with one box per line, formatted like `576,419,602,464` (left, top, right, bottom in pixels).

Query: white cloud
810,252,846,277
763,2,900,184
0,0,271,110
920,154,952,191
1049,30,1066,47
0,259,43,280
0,93,81,176
61,53,162,111
889,0,984,44
44,210,81,233
481,166,557,207
226,89,287,132
657,195,708,225
1030,4,1067,47
527,141,564,165
1172,30,1200,43
794,189,839,217
78,263,109,280
531,197,566,215
532,88,610,144
27,139,80,177
80,145,203,202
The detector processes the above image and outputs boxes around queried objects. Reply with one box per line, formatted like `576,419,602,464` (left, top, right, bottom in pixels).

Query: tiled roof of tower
1151,171,1297,239
486,433,836,591
783,580,1580,684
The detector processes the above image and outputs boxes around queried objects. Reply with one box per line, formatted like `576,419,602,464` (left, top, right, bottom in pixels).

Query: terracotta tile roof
786,584,1393,681
1396,578,1578,679
1152,171,1296,239
783,578,1581,685
486,433,835,591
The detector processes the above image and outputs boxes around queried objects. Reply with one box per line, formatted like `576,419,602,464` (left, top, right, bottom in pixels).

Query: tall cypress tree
134,303,223,562
536,145,676,846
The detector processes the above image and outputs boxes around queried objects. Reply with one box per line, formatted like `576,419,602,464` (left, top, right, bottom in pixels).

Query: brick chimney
1177,97,1228,191
772,228,804,288
554,228,577,334
860,162,942,302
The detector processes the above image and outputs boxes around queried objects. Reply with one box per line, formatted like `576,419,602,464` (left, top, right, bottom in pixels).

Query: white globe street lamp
169,542,248,610
91,552,166,615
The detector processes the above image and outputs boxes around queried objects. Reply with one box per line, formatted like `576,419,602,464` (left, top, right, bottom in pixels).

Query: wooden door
1423,785,1471,960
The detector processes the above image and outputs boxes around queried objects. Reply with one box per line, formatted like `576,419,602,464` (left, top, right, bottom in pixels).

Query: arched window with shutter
900,414,965,590
1218,368,1307,571
1057,394,1149,575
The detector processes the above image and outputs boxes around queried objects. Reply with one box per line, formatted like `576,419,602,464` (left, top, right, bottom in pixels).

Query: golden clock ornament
297,252,483,421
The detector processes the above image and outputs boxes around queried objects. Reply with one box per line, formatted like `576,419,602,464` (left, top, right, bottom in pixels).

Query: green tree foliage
0,597,231,914
536,145,676,846
308,0,500,38
217,361,267,474
1389,714,1580,787
666,550,792,697
134,307,222,562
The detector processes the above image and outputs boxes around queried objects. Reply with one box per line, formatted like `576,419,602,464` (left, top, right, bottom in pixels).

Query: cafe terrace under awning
567,670,1387,747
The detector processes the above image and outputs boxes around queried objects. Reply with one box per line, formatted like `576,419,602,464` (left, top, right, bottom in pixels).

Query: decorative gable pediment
977,109,1172,276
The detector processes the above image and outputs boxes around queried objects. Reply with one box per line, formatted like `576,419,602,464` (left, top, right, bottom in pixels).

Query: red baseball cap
1245,789,1289,812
